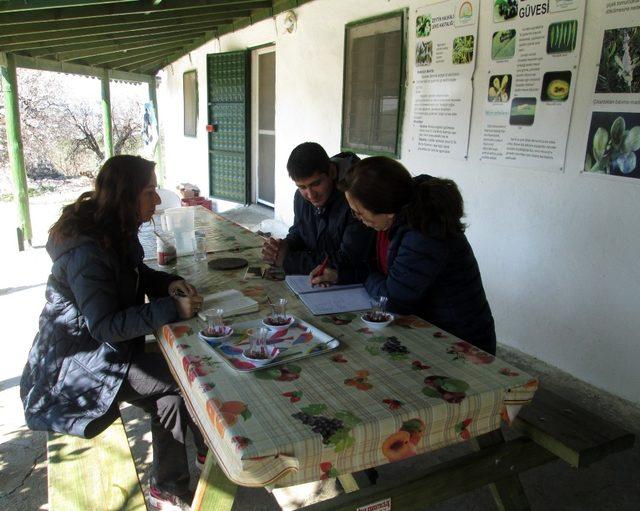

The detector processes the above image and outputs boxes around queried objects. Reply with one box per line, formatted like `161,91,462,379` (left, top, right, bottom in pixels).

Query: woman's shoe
148,485,193,511
195,451,207,471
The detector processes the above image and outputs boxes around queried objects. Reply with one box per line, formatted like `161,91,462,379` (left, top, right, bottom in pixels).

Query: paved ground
0,200,638,510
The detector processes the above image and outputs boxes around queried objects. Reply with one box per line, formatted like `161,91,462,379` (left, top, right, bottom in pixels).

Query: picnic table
147,207,539,510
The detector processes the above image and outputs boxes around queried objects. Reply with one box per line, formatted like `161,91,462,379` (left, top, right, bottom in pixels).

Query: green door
207,50,250,203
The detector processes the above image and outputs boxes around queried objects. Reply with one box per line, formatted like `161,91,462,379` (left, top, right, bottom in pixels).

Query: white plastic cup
164,206,195,231
164,207,195,255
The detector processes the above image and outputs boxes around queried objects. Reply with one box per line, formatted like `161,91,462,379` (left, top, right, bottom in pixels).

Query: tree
1,68,146,191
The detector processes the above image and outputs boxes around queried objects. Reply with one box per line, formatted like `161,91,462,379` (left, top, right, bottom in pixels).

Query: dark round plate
208,257,248,270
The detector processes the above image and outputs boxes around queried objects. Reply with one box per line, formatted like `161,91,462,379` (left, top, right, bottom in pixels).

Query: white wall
159,0,640,404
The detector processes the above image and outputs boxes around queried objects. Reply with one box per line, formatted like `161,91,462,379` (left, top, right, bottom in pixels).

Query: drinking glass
251,327,269,356
192,230,207,262
270,298,288,325
205,308,224,336
369,296,388,322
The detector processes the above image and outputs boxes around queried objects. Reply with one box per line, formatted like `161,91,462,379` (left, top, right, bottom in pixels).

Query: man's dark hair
286,142,331,180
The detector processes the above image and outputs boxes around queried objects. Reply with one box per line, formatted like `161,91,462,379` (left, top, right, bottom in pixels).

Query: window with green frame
183,70,198,137
341,11,405,157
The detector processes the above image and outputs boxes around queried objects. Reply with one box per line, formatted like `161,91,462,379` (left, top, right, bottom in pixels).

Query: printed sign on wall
583,0,640,181
408,0,479,160
478,0,586,171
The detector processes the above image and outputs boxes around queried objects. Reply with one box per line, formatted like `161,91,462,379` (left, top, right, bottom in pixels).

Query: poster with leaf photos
408,0,479,160
478,0,585,171
583,1,640,181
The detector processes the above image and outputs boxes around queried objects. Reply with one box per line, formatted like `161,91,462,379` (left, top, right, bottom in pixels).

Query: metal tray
200,317,340,372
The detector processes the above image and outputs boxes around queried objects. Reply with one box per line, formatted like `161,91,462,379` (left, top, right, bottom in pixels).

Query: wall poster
479,0,586,171
583,1,640,181
408,0,479,160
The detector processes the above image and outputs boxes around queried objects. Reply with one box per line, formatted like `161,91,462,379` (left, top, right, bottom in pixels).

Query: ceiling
0,0,306,76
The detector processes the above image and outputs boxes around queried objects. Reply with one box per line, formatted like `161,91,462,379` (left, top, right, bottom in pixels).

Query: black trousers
117,350,207,496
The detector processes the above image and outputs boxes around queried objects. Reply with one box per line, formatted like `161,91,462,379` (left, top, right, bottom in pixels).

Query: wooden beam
101,68,113,159
12,53,155,83
216,1,302,39
111,41,213,70
89,45,193,70
0,0,271,25
82,39,199,67
273,0,314,11
56,33,202,61
137,28,223,73
0,0,135,13
0,4,256,38
117,51,192,72
131,0,314,73
147,78,163,184
3,20,221,53
0,52,33,246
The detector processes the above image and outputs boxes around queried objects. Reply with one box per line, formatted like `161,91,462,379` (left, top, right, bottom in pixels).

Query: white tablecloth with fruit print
151,213,538,488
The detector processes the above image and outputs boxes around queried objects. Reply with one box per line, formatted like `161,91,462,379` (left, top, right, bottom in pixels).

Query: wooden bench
512,387,635,467
47,414,147,511
296,387,635,511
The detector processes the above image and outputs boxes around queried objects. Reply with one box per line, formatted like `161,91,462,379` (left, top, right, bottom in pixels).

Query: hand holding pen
309,255,338,287
317,255,329,276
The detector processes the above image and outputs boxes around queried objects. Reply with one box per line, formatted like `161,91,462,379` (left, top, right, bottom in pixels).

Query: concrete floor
0,202,638,510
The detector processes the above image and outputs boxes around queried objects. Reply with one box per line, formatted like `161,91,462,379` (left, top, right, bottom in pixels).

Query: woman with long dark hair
21,155,205,510
311,156,496,354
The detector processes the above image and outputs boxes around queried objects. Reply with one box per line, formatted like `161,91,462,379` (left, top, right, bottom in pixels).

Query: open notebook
285,275,372,315
197,289,259,320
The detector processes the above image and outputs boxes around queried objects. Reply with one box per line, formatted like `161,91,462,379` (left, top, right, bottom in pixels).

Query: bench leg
191,452,237,511
337,474,359,493
472,430,531,511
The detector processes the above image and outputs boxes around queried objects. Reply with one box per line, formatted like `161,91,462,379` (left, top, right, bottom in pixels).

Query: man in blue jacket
262,142,374,282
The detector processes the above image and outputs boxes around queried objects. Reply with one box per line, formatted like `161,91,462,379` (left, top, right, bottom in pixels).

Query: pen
316,255,329,277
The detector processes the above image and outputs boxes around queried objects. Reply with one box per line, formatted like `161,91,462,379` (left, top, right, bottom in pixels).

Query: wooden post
1,52,32,248
471,429,532,510
101,67,113,159
191,452,237,511
147,76,164,185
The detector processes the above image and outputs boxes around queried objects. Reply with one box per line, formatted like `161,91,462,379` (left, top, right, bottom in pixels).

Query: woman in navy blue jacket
311,156,496,354
21,155,205,510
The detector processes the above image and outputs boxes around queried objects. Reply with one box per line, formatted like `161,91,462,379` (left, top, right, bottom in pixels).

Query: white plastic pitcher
163,207,195,255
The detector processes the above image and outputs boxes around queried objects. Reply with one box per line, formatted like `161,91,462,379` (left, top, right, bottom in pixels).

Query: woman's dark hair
50,155,156,251
340,156,466,238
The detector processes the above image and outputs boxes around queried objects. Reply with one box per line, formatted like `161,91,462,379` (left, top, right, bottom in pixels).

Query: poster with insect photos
583,1,640,181
407,0,479,160
478,0,585,171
